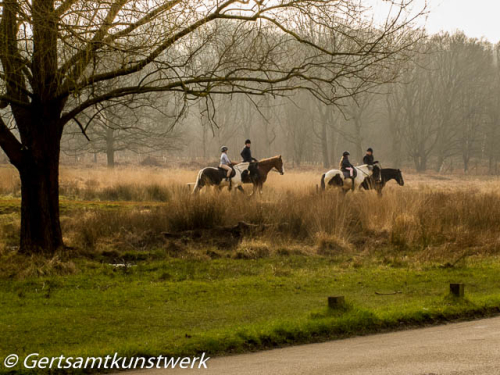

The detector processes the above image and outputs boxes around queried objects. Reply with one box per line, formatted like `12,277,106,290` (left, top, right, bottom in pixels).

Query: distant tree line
63,32,500,174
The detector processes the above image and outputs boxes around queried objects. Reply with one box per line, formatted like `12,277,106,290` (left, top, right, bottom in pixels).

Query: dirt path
120,317,500,375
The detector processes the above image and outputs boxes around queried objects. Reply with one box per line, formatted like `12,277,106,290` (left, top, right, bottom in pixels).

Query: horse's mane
258,155,280,164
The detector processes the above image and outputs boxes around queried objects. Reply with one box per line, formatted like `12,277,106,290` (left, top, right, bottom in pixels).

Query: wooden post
450,283,464,297
328,296,345,308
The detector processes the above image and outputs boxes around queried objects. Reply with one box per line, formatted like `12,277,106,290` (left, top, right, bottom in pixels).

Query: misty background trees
55,32,500,174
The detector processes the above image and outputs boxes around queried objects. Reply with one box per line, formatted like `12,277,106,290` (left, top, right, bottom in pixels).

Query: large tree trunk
18,119,63,254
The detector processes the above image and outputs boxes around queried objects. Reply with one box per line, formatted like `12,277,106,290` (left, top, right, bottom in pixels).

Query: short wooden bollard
450,283,465,297
328,296,345,309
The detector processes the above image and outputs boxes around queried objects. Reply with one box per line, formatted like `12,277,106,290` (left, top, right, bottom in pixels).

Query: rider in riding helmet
363,147,374,166
219,146,232,181
241,139,258,163
340,151,356,190
241,139,260,184
363,147,379,188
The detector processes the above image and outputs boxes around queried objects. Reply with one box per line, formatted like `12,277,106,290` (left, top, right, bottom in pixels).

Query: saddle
241,161,259,183
218,167,236,179
342,168,357,180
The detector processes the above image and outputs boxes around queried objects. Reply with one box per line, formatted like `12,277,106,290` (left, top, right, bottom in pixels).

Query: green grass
2,256,500,374
2,191,500,374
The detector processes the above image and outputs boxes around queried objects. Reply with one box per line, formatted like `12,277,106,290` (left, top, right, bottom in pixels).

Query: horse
361,168,404,195
241,155,285,195
320,162,382,193
192,162,253,193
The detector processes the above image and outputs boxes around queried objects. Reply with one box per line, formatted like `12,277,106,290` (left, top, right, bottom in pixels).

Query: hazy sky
424,0,500,43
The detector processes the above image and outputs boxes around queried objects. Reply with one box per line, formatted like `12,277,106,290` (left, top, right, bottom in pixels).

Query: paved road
121,317,500,375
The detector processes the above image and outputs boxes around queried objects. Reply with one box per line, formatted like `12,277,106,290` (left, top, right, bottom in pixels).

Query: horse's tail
320,173,326,191
192,169,204,194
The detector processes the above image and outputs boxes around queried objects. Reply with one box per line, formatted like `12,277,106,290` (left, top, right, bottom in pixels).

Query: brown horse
245,155,285,195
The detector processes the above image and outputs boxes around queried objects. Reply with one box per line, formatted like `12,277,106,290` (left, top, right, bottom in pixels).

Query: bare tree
0,0,424,253
63,98,184,168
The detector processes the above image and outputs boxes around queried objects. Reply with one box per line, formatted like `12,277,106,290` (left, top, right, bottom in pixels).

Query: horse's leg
249,183,256,196
376,183,384,196
237,185,245,193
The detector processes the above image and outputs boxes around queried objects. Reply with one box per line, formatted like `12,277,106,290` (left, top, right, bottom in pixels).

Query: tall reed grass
0,164,499,261
60,185,500,262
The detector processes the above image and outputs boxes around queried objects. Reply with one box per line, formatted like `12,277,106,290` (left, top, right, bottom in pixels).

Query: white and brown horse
242,155,285,195
192,162,253,193
321,163,382,193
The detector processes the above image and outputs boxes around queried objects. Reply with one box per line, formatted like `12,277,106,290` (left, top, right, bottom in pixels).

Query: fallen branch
162,221,279,240
440,250,470,269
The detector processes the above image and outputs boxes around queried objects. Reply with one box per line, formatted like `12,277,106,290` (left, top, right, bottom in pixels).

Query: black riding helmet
367,147,373,153
245,139,251,144
343,151,350,157
221,146,228,152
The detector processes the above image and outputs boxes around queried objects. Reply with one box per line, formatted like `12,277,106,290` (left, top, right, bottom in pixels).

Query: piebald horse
242,155,285,195
192,162,253,193
321,162,382,193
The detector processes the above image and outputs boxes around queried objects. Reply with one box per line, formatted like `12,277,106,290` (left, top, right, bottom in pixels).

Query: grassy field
1,165,500,373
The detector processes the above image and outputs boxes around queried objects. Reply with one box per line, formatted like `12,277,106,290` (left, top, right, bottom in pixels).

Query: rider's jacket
340,156,354,171
220,153,231,166
241,146,256,163
363,154,374,165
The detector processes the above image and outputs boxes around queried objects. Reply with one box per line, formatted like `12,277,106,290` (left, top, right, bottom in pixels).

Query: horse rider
241,139,260,183
340,151,356,190
363,147,374,166
362,147,380,189
219,146,232,181
241,139,258,163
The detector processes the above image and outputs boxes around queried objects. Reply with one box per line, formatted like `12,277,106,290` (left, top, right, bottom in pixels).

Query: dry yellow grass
0,163,499,195
0,164,500,265
59,165,500,195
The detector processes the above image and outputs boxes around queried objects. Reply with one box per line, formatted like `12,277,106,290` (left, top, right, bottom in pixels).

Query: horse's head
275,155,285,175
396,169,405,186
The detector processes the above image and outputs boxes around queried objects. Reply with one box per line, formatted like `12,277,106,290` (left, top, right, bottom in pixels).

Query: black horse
361,168,404,195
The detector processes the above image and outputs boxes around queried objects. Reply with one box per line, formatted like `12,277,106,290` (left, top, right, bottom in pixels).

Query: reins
356,166,371,177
